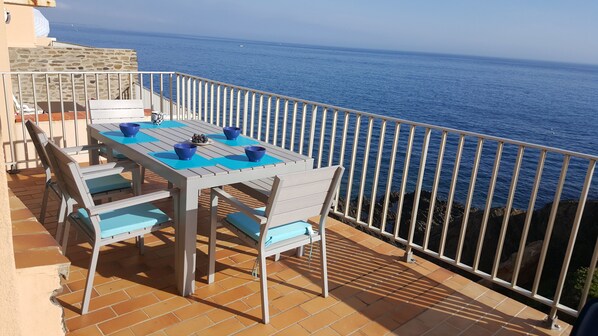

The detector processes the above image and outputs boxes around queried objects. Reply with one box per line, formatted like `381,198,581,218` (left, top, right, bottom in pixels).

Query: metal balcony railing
1,71,596,328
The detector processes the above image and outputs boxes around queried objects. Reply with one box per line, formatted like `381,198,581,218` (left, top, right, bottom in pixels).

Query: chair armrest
212,188,267,225
88,189,178,216
81,161,138,178
63,143,105,154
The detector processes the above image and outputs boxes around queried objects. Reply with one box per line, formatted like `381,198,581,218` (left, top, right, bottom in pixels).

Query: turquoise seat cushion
225,207,312,245
75,203,170,238
100,146,128,160
86,174,131,194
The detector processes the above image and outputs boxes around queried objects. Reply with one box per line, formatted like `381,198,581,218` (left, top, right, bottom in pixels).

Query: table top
88,120,314,189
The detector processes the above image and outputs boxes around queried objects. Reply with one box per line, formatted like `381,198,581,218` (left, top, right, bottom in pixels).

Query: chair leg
140,166,146,184
207,192,218,284
55,197,67,241
320,236,328,297
137,235,145,255
61,220,70,254
273,253,281,261
296,246,304,257
81,242,101,314
40,183,51,224
259,252,270,324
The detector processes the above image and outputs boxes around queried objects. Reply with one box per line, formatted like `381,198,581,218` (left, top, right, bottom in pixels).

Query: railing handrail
175,72,598,161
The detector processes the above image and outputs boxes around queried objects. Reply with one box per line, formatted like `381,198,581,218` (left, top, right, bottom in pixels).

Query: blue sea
51,24,598,208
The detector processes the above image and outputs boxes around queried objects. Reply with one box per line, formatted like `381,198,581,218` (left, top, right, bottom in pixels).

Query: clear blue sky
41,0,598,65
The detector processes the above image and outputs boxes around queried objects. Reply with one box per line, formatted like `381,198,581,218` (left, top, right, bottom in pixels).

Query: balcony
8,168,572,335
2,71,596,334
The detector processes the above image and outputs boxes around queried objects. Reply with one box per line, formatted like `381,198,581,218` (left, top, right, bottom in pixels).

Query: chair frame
45,141,178,314
88,99,148,179
25,120,139,240
208,166,344,323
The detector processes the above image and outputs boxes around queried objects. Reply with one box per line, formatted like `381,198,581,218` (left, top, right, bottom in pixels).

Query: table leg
175,185,198,296
89,135,100,165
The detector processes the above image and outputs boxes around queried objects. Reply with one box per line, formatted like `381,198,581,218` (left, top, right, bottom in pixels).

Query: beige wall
5,4,36,47
0,0,25,334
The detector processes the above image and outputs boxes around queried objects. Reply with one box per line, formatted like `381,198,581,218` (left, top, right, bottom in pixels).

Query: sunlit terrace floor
8,168,573,336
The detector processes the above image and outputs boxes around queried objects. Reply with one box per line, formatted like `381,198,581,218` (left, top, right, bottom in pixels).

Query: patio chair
88,99,147,180
25,121,139,241
45,140,178,314
13,95,43,115
208,166,344,323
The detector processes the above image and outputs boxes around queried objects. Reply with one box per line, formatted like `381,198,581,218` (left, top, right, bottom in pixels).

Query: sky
40,0,598,65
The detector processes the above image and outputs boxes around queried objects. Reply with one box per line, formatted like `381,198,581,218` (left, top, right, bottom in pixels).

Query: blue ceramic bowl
245,146,266,162
174,143,197,160
223,126,241,140
119,123,140,137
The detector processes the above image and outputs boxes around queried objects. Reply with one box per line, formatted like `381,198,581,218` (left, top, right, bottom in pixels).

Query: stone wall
8,47,138,109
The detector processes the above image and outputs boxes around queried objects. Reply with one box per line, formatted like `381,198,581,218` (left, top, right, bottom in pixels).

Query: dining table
88,119,314,296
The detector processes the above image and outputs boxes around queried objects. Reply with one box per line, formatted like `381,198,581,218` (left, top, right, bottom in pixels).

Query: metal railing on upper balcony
1,71,597,327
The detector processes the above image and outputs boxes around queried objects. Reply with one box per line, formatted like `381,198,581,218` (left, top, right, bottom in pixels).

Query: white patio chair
45,140,178,314
13,95,43,115
25,120,139,242
88,99,147,181
208,166,344,323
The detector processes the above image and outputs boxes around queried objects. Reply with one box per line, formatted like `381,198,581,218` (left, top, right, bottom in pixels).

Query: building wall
5,4,36,48
0,0,25,333
9,46,138,106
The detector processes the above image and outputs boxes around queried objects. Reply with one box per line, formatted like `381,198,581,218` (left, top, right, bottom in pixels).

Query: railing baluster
250,92,256,137
71,74,79,147
367,120,387,228
16,74,29,165
456,138,484,264
229,87,235,126
58,75,66,147
273,97,280,146
107,73,112,99
242,90,248,134
356,117,373,223
281,100,289,149
380,122,401,234
204,81,209,121
532,155,571,296
334,112,349,213
439,134,465,258
209,83,214,123
308,105,318,158
192,79,197,119
406,127,431,255
423,131,447,250
222,86,228,126
473,142,504,271
394,125,416,239
344,114,361,218
44,74,54,141
299,104,307,154
512,150,546,286
2,75,16,169
549,159,596,322
328,110,339,167
216,85,220,126
492,145,525,277
317,108,327,168
149,74,154,107
84,74,90,124
265,96,271,142
257,95,264,139
290,101,298,151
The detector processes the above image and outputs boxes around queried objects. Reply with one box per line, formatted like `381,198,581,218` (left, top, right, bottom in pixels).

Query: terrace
3,71,596,335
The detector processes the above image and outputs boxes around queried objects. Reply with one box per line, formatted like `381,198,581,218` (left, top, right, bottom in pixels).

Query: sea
50,24,598,209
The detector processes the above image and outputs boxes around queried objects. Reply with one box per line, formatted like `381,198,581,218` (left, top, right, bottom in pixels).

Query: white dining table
88,119,314,296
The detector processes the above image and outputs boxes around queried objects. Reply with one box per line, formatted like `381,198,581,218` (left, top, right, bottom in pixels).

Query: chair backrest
88,99,146,124
45,141,95,209
265,166,344,228
572,298,598,336
25,120,52,180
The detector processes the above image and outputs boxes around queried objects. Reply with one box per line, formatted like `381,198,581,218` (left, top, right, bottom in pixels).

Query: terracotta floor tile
330,312,370,335
173,301,214,321
66,307,116,332
163,315,213,336
98,310,148,335
66,325,103,336
130,313,179,336
299,309,342,333
143,296,191,318
270,306,309,330
272,324,311,336
194,318,244,336
310,327,342,336
113,294,160,315
232,323,277,336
